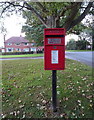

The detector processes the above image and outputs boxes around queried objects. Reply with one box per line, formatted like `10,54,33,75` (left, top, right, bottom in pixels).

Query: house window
16,48,21,52
24,43,28,46
7,43,12,45
31,48,36,52
8,48,12,51
23,48,29,52
6,48,13,52
15,43,20,46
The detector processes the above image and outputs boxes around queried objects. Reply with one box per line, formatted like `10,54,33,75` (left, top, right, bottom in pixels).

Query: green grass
0,54,43,58
66,50,92,52
2,59,93,118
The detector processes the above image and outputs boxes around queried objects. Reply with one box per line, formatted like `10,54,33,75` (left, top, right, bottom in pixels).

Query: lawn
0,53,43,58
1,59,93,119
66,50,92,52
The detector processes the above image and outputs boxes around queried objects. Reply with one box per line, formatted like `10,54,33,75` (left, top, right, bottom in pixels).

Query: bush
2,51,34,55
36,50,43,54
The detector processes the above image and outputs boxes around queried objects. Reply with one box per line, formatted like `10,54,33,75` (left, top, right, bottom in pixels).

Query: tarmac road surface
1,56,44,60
65,51,93,67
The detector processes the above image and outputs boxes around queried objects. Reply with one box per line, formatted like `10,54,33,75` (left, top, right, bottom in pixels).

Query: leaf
17,111,20,114
42,100,47,104
19,104,24,108
57,91,60,95
40,106,45,110
10,112,13,115
2,114,7,118
18,100,22,103
22,112,26,118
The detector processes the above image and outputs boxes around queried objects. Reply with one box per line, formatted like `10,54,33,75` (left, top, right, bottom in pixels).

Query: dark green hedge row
2,51,43,55
2,51,34,55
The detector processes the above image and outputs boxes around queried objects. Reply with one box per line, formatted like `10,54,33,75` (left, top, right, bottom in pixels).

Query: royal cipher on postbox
44,28,65,70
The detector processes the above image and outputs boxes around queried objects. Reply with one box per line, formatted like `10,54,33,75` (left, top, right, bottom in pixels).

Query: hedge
2,51,34,55
2,51,44,55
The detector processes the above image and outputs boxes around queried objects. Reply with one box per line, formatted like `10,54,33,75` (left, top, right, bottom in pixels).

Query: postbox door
44,46,65,70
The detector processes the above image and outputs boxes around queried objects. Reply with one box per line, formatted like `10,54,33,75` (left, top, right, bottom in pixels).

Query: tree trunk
46,15,56,28
92,28,94,50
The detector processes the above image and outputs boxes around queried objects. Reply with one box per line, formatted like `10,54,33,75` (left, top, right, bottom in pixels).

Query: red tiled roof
5,36,29,43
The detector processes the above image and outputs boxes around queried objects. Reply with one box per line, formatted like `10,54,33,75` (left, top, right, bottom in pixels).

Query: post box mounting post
52,70,57,112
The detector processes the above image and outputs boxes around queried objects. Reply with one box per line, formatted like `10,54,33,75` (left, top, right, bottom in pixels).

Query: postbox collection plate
48,38,61,44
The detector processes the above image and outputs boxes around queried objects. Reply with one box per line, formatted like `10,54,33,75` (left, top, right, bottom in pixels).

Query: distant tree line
66,39,91,50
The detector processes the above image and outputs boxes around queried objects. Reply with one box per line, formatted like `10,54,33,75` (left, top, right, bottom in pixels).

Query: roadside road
65,51,93,67
1,56,44,60
1,51,93,67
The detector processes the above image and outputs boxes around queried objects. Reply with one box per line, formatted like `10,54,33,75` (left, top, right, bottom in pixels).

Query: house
1,47,5,53
4,36,38,52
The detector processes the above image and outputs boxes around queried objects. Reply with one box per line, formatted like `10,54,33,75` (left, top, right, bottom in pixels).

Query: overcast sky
0,14,26,47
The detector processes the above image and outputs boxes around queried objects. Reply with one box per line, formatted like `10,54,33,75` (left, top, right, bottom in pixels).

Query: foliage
22,24,45,46
0,1,93,45
2,59,93,118
76,39,90,50
66,39,90,50
22,5,86,45
66,39,76,50
22,8,46,46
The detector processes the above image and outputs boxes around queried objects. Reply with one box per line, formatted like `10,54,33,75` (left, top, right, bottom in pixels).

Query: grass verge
0,54,43,58
65,50,92,52
2,59,93,118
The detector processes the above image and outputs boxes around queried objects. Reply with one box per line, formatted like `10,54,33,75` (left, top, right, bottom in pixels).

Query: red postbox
44,28,65,70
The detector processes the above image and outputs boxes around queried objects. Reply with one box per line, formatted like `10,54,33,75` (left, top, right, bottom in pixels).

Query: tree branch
35,2,48,13
58,3,78,17
0,1,48,28
0,2,25,15
68,2,93,31
24,2,48,27
64,2,82,31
